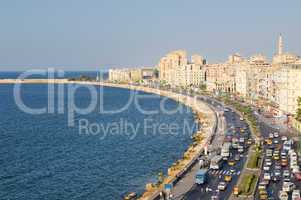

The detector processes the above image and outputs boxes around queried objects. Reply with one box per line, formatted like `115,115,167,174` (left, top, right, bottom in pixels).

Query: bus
195,169,208,185
221,142,232,159
210,155,223,170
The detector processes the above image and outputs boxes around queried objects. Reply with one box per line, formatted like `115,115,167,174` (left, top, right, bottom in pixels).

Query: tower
278,34,283,55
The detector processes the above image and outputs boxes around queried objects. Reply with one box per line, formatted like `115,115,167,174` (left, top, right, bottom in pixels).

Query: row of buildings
157,35,301,116
108,35,301,116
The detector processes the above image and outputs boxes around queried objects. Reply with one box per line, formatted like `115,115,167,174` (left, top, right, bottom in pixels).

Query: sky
0,0,300,71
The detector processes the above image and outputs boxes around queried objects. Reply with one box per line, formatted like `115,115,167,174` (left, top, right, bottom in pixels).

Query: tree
296,97,301,121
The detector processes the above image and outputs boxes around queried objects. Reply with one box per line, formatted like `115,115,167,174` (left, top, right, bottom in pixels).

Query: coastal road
182,102,250,200
163,96,251,200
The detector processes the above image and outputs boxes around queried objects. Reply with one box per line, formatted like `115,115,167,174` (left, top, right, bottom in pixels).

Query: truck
221,142,232,159
210,155,223,169
195,169,208,185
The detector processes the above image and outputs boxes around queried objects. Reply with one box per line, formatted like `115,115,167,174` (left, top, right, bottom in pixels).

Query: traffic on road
255,120,301,200
182,98,252,200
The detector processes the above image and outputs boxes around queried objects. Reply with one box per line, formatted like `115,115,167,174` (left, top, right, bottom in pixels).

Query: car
247,139,253,145
218,182,227,191
275,165,281,170
281,136,288,141
274,132,279,138
282,182,295,192
292,190,301,200
266,160,272,166
278,191,289,200
283,170,290,178
273,155,280,160
269,133,274,138
281,159,288,167
228,160,236,166
264,173,271,180
224,175,232,182
258,182,267,190
274,170,281,176
239,117,244,121
234,154,240,161
281,155,287,160
283,141,292,151
239,137,245,143
266,149,273,157
238,146,244,153
272,175,280,182
211,195,219,200
263,165,270,171
233,186,239,195
274,149,280,154
281,150,287,156
273,139,279,144
292,165,300,173
259,191,268,200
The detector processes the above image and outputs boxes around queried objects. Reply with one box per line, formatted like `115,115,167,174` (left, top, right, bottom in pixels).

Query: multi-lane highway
181,97,251,200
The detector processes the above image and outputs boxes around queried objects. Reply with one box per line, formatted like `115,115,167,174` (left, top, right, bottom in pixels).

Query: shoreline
0,79,217,200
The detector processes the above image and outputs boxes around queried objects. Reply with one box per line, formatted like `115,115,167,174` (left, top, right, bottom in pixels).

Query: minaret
278,34,283,55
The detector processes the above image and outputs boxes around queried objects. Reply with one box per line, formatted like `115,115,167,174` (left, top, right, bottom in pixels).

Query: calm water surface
0,83,196,200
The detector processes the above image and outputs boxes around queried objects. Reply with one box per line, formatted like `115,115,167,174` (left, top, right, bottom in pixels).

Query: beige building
109,67,155,83
234,54,273,100
272,62,301,115
157,50,206,87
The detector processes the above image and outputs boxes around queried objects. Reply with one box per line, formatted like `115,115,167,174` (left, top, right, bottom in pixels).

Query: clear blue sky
0,0,300,71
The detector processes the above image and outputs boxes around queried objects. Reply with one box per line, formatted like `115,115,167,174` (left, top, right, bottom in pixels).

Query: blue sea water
0,81,196,199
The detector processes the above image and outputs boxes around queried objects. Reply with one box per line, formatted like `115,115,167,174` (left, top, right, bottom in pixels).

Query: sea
0,71,196,200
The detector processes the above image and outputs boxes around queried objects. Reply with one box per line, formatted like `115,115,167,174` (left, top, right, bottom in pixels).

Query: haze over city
0,0,301,70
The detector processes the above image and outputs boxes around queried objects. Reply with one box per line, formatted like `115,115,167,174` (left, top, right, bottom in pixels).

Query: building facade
157,50,206,88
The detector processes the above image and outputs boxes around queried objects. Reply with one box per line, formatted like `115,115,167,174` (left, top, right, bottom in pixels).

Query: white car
269,133,274,138
263,165,270,171
292,190,300,200
218,182,227,191
274,132,279,138
279,191,289,200
283,170,290,178
292,165,300,173
282,182,295,192
281,136,288,141
264,173,271,180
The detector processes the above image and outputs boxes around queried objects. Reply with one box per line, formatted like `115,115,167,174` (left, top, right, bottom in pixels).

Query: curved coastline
0,79,217,200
